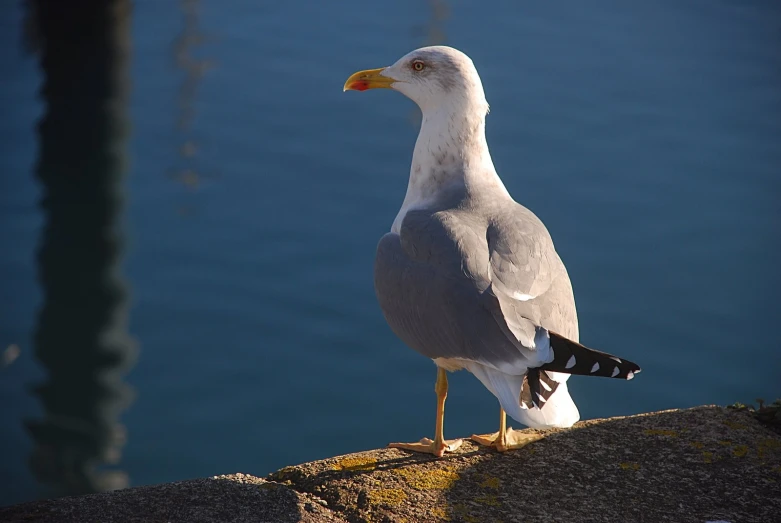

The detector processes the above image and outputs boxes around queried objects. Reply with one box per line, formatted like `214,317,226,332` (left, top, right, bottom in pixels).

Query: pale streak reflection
169,0,216,199
409,0,450,128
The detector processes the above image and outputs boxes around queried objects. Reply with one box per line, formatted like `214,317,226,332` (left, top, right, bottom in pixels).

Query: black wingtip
541,331,641,380
521,369,561,410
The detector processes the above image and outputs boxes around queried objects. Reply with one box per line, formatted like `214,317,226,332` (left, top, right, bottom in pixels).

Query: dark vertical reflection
23,0,137,498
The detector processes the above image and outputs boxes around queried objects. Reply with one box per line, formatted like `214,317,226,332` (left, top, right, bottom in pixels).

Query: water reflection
23,0,137,498
423,0,449,46
409,0,449,127
168,0,215,196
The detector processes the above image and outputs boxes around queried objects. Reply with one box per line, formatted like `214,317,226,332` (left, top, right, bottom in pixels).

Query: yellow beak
343,67,395,92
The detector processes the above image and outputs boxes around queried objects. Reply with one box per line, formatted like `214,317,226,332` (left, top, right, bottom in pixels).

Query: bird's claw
388,437,463,457
470,428,543,452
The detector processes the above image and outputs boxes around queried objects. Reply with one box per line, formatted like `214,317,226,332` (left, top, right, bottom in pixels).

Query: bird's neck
392,103,509,233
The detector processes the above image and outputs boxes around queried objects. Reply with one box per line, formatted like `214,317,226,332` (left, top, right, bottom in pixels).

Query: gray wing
484,204,578,346
374,207,567,370
487,205,556,303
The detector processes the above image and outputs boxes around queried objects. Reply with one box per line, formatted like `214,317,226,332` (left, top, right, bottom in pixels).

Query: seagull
343,46,640,457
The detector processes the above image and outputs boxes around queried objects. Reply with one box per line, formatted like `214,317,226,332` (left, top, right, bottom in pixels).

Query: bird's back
489,199,579,343
375,187,579,363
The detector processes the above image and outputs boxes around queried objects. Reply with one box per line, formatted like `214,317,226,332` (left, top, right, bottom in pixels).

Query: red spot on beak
350,81,369,91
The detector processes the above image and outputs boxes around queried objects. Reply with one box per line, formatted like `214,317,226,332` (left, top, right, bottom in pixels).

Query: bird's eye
412,60,425,72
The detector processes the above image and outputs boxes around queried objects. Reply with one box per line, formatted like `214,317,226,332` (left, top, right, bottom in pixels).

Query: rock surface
2,406,780,523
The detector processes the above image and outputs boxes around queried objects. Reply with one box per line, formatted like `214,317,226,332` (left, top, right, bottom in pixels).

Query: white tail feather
466,363,580,429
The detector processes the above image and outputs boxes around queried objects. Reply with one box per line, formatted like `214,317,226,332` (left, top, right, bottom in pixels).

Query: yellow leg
388,367,463,457
470,408,543,452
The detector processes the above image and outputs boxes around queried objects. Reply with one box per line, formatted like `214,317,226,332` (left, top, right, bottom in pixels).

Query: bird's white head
345,46,506,229
343,46,489,116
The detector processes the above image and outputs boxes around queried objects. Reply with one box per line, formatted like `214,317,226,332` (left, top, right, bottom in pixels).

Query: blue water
1,0,779,507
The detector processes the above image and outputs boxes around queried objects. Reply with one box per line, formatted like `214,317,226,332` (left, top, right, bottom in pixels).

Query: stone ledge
2,406,779,523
